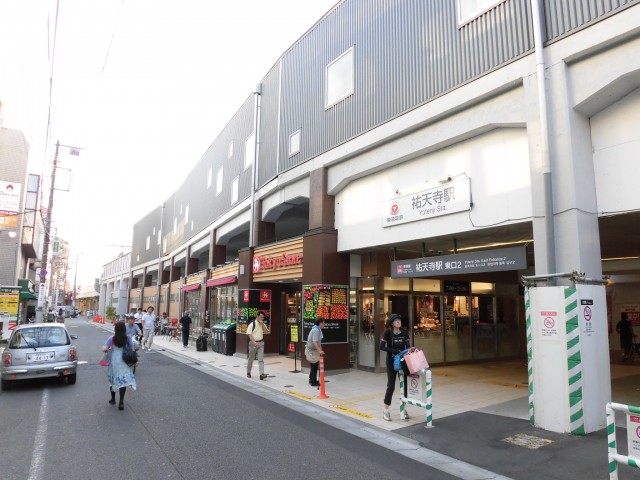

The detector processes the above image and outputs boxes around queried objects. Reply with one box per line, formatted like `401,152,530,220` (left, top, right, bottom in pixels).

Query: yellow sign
0,215,18,228
290,325,298,342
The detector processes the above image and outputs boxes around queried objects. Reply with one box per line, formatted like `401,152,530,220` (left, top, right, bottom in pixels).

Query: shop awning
181,283,201,292
206,276,237,288
18,279,37,300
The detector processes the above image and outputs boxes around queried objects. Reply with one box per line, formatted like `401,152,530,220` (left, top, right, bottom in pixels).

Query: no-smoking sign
583,306,592,321
544,317,555,329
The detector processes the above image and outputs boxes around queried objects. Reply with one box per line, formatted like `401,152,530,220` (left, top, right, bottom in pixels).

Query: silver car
1,323,78,391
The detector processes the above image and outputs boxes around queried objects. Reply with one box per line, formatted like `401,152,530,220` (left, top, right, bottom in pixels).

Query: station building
112,0,640,375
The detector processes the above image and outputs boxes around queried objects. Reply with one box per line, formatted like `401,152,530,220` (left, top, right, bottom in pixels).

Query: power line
101,0,126,75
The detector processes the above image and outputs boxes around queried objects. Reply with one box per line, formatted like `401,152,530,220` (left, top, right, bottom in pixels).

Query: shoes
309,380,320,387
402,410,410,420
118,403,124,411
383,410,391,421
108,399,116,405
247,372,251,378
148,347,152,352
260,373,268,380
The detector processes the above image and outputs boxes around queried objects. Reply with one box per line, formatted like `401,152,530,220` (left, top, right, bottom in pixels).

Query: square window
146,236,150,250
289,130,301,157
326,47,354,108
216,167,223,195
457,0,504,25
231,177,239,203
244,132,255,169
228,141,234,159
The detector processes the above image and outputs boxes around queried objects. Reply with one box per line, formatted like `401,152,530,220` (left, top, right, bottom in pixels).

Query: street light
35,141,83,323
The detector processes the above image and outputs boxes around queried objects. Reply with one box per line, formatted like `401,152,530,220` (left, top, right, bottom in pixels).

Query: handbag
305,346,320,364
122,339,138,366
393,348,411,371
99,336,113,366
404,348,429,374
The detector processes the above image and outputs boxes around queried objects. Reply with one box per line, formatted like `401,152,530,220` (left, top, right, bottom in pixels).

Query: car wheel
1,379,11,391
66,374,77,385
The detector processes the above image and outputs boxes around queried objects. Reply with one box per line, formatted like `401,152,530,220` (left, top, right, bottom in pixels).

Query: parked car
1,323,78,391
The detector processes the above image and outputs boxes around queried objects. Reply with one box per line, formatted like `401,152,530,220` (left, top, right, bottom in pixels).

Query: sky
0,0,338,286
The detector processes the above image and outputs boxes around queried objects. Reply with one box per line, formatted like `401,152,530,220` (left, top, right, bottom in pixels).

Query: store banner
391,246,527,278
382,178,470,227
0,181,22,215
302,284,348,344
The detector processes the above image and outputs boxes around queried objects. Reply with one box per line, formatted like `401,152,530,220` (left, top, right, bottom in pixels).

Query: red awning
206,276,237,288
181,283,201,292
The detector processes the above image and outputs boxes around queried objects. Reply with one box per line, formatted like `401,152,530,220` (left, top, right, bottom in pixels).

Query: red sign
243,290,250,302
252,252,302,273
260,290,271,302
288,343,295,353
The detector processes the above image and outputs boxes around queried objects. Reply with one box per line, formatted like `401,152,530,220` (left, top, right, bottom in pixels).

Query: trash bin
212,324,223,353
222,323,236,356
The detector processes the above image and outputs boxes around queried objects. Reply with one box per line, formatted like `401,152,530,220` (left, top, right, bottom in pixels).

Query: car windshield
9,327,70,349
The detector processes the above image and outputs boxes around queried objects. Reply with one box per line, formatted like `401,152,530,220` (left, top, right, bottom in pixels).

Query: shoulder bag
122,339,138,366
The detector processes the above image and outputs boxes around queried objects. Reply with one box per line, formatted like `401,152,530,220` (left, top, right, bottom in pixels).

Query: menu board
301,284,348,344
237,289,271,334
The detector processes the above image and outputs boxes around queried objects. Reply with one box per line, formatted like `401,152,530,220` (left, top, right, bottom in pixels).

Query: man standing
616,312,635,361
133,307,144,343
246,311,270,380
179,311,192,349
125,316,141,350
306,318,325,387
141,306,157,351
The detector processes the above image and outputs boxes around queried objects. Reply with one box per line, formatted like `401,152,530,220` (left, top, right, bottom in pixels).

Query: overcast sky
0,0,338,286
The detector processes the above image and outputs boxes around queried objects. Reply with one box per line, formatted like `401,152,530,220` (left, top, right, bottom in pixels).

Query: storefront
182,273,203,329
354,247,527,371
207,264,238,327
128,288,141,314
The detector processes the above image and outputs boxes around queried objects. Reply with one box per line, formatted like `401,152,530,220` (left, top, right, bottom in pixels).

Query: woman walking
380,313,411,421
102,321,137,410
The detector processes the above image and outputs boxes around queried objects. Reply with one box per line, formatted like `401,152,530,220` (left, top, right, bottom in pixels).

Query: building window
228,141,234,159
216,167,223,195
173,217,177,235
207,167,212,188
244,132,255,170
457,0,504,25
157,230,161,245
185,204,189,224
326,47,354,108
231,177,239,203
146,236,150,250
289,129,301,157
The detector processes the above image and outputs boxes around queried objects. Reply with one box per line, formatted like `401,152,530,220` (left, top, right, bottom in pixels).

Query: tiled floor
143,332,640,432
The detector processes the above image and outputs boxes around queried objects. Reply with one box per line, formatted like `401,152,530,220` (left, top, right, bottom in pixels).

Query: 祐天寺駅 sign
391,246,527,278
382,178,471,227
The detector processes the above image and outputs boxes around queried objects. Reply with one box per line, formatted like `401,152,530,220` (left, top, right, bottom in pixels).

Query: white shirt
142,312,157,330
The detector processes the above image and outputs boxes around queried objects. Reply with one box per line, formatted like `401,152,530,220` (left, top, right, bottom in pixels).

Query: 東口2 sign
382,178,471,227
391,246,527,277
301,284,348,344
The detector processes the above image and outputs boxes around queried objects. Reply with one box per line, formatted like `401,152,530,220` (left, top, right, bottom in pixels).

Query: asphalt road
0,318,458,480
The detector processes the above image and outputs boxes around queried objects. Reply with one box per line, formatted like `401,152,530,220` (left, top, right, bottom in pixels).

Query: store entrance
280,289,301,356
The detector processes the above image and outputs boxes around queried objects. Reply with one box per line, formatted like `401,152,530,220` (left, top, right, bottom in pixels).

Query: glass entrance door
472,295,496,359
444,294,472,362
413,295,443,364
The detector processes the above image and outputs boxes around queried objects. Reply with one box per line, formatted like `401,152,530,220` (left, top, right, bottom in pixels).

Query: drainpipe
531,0,556,276
249,83,262,249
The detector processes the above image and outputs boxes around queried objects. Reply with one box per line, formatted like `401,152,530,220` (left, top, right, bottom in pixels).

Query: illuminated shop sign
252,252,303,273
391,246,527,277
382,178,471,227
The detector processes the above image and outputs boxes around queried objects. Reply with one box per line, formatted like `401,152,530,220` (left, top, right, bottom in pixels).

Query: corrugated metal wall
544,0,639,40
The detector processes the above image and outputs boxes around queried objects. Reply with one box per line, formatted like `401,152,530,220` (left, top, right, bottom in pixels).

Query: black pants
384,357,409,406
182,329,189,347
309,362,319,383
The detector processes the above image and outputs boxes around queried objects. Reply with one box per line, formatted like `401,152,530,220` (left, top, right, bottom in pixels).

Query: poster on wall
0,286,20,341
237,289,272,334
301,284,348,344
621,304,640,327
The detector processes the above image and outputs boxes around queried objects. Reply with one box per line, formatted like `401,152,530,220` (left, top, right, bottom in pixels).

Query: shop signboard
237,289,272,334
0,286,20,341
302,284,348,344
621,304,640,327
628,414,640,461
391,246,527,278
382,178,470,227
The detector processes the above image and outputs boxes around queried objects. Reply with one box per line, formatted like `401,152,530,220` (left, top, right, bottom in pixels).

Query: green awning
18,279,37,300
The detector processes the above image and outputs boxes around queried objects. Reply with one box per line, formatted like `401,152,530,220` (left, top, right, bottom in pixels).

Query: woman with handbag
101,321,137,410
380,313,411,421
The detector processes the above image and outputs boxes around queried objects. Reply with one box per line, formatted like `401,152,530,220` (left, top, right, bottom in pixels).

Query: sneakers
247,372,251,378
260,373,268,380
383,410,391,421
401,410,410,420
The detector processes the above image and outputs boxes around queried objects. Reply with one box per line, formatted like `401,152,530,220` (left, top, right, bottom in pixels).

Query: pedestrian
246,310,270,380
159,312,169,334
141,306,157,351
133,307,144,343
616,312,635,361
380,313,411,421
125,316,141,350
47,308,55,322
102,321,136,410
305,318,325,387
179,311,192,348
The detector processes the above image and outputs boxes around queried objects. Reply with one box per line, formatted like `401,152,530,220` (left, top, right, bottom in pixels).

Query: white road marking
27,388,49,480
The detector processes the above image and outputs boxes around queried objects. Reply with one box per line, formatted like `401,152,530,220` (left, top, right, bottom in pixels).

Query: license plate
27,352,55,362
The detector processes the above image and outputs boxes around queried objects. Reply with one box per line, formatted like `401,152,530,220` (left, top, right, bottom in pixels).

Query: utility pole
155,203,165,315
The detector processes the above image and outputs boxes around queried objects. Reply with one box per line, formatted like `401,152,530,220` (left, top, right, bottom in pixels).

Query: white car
1,323,78,391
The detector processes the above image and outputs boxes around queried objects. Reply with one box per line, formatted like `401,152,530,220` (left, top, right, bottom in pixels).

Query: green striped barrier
607,402,640,479
399,369,433,428
565,287,585,435
525,288,534,426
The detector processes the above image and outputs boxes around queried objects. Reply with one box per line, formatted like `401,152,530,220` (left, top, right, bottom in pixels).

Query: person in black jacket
616,312,635,361
380,313,411,421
